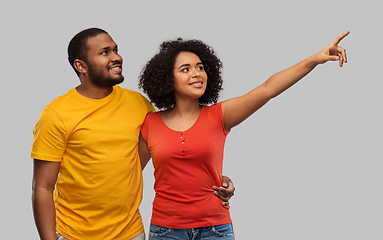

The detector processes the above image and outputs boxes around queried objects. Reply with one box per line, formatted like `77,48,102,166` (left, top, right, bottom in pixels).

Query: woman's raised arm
222,31,349,132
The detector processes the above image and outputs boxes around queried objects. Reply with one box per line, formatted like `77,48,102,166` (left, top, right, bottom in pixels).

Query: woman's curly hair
139,38,223,110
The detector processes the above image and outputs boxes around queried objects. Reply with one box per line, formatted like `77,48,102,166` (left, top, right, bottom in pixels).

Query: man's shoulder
116,86,143,98
43,88,75,110
116,86,154,110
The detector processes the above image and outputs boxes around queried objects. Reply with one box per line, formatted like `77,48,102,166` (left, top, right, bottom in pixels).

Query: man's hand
212,176,235,206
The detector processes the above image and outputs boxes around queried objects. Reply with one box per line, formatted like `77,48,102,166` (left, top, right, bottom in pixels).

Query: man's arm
212,176,235,206
32,159,60,240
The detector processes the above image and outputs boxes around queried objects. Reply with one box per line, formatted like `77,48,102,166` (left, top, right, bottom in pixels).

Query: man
31,28,234,240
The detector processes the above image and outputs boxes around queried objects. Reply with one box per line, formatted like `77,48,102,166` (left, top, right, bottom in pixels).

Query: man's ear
74,59,88,75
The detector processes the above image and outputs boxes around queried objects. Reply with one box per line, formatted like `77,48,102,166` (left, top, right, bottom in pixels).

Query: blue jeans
148,223,235,240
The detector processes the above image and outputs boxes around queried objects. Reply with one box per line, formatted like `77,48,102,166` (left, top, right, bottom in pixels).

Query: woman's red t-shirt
141,103,232,228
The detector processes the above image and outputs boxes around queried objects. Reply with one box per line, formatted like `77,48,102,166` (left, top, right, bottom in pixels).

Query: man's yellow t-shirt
31,85,155,240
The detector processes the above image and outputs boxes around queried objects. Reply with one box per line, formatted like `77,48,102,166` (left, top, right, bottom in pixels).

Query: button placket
180,132,186,155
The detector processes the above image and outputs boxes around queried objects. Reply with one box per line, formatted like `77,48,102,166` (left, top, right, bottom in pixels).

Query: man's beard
88,63,124,88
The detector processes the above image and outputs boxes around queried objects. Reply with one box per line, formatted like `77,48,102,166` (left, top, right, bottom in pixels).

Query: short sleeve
138,94,155,143
31,107,67,162
140,113,151,143
209,102,230,136
140,94,156,114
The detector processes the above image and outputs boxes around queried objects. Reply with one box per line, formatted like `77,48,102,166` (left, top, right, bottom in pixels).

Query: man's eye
101,51,108,55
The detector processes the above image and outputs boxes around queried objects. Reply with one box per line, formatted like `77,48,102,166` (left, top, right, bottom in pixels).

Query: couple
31,28,348,240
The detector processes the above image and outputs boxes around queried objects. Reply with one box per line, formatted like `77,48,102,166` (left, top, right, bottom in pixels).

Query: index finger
332,31,350,45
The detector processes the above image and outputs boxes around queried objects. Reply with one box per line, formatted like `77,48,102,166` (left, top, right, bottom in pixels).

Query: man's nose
111,52,123,63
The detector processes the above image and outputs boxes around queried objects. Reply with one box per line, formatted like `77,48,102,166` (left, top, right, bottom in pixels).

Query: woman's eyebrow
178,64,190,70
178,62,203,70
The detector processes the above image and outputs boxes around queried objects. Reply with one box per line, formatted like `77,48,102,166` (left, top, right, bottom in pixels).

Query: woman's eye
182,68,189,72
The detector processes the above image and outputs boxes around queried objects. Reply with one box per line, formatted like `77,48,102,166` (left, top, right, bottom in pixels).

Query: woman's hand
315,31,349,67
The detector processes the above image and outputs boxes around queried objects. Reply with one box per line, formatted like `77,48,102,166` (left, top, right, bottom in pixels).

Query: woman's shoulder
146,111,161,119
204,102,222,113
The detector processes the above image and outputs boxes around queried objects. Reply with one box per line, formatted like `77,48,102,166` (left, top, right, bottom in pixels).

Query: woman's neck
171,99,201,116
161,99,202,131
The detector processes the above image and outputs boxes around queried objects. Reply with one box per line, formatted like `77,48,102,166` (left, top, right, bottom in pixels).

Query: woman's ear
74,59,88,75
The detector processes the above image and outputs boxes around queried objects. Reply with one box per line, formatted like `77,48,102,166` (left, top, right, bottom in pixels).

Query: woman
138,31,349,239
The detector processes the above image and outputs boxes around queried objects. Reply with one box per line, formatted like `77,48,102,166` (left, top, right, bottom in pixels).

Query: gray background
1,0,382,239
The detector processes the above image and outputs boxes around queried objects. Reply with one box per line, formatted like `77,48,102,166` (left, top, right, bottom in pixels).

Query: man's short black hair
67,28,108,76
